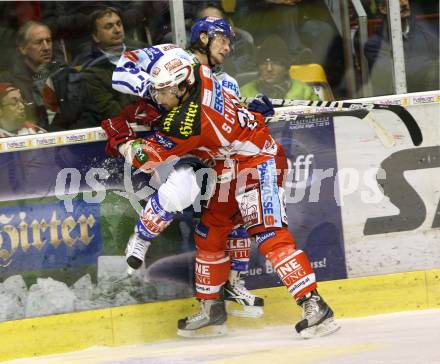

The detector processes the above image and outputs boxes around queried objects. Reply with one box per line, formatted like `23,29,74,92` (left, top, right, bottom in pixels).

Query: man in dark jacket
0,20,100,130
364,0,439,95
76,6,145,120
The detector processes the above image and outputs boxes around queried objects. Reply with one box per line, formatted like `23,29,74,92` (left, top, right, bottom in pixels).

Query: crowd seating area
0,0,437,137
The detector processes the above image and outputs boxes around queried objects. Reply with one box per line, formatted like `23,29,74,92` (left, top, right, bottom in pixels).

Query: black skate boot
295,290,340,339
177,299,227,338
125,233,151,271
222,271,264,318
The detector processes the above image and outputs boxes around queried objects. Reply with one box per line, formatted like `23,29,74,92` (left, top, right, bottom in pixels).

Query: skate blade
226,302,264,318
299,318,340,339
177,324,227,338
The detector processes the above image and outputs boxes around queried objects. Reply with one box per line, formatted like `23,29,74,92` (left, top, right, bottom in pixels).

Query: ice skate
295,290,340,339
222,271,264,318
177,299,227,338
125,233,151,270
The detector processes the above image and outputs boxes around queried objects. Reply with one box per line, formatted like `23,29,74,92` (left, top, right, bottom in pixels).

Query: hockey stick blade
265,108,395,148
363,112,395,148
371,104,422,146
242,97,422,146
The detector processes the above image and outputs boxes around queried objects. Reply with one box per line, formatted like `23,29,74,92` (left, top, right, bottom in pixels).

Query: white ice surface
4,309,440,364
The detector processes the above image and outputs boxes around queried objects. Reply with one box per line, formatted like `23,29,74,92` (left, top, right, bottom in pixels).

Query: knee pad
195,250,230,300
158,166,200,212
226,227,251,273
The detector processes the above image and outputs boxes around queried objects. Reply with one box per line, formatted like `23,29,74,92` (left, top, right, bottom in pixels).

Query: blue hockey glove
247,95,275,117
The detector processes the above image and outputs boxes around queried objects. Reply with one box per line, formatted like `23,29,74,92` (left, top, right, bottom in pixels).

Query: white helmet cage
150,53,195,90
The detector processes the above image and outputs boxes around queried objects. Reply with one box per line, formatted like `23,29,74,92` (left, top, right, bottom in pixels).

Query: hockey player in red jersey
112,18,264,318
102,52,340,339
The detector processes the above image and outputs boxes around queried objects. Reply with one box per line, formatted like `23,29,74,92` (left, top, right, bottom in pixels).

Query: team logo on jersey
179,101,199,137
153,134,176,150
211,79,224,115
131,140,149,165
236,189,262,228
144,47,164,74
162,106,181,133
160,97,200,139
257,158,282,228
221,80,239,97
202,89,212,107
145,47,164,62
255,231,276,247
123,50,140,62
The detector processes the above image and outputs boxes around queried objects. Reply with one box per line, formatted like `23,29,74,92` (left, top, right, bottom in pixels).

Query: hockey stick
363,113,395,148
242,97,422,146
264,108,395,148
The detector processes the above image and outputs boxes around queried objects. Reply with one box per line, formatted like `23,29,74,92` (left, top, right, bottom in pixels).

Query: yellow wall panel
426,269,440,307
1,269,439,362
111,298,195,346
319,271,429,318
0,309,113,361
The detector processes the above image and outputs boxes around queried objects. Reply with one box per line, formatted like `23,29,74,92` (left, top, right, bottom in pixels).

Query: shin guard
266,246,317,301
136,192,175,241
195,250,230,300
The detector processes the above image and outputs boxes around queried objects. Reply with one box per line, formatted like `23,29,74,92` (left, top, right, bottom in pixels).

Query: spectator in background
0,20,55,128
39,1,159,62
240,35,319,100
0,21,100,131
364,0,439,95
78,7,143,120
232,0,304,57
232,0,345,97
0,82,45,137
0,2,67,73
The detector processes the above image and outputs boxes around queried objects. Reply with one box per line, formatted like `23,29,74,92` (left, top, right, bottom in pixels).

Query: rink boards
0,91,439,361
1,268,439,361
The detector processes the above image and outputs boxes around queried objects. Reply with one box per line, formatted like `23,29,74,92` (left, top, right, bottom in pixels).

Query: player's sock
266,246,317,300
126,192,175,270
224,228,264,317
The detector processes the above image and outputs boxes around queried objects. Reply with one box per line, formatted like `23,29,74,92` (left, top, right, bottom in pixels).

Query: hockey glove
119,99,162,128
247,95,275,117
101,116,136,157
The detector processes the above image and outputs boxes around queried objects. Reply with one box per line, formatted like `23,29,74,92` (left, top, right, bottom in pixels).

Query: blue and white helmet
190,16,235,45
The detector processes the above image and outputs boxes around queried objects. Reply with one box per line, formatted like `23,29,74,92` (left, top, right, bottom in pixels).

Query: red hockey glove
119,99,162,128
101,116,136,157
